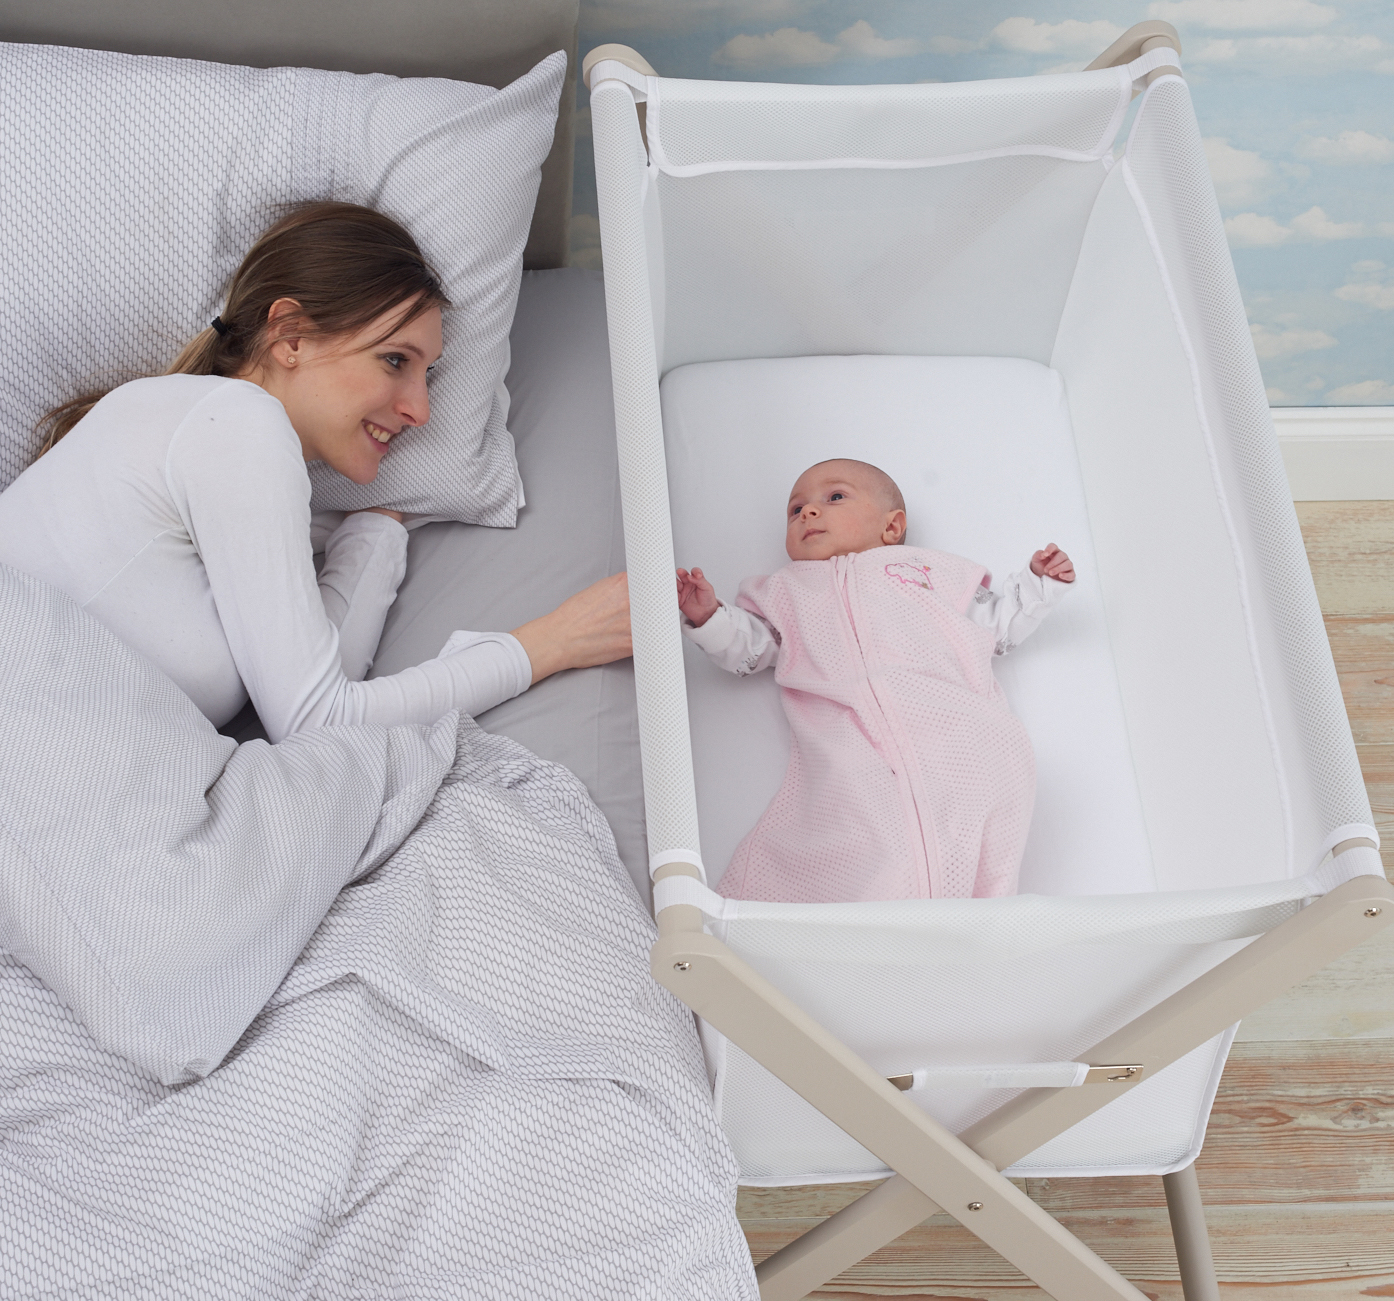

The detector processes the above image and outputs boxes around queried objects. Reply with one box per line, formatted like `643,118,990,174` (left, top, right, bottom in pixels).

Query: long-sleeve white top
0,374,532,742
683,564,1070,676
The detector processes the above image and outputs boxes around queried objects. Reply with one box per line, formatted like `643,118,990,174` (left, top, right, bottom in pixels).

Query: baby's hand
1030,543,1075,584
676,567,721,627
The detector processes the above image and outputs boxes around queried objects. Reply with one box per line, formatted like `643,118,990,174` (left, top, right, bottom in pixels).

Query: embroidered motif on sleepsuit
884,561,934,590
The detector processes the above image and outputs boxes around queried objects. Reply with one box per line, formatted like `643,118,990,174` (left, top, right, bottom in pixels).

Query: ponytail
36,202,448,456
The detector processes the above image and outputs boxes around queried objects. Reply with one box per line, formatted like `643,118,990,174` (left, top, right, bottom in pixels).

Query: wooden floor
737,500,1394,1298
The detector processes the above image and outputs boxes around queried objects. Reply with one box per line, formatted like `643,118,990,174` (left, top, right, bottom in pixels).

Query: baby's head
786,459,907,562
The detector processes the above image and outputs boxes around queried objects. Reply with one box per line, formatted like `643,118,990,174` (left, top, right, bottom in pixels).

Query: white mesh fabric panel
1121,77,1372,867
718,1033,1232,1184
592,80,702,862
655,160,1110,373
700,882,1307,1180
1051,160,1289,891
647,69,1131,173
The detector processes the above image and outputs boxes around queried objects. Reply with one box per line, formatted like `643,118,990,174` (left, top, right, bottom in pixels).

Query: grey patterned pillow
0,563,456,1085
0,43,564,524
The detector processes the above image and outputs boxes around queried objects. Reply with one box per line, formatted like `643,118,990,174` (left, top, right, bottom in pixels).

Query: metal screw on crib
967,1202,983,1212
673,961,692,971
1366,907,1383,917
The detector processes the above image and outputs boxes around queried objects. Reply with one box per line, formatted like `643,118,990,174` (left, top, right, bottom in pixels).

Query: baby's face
785,463,905,562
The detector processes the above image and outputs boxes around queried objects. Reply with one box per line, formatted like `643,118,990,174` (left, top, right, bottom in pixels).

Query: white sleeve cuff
682,602,743,654
436,630,534,707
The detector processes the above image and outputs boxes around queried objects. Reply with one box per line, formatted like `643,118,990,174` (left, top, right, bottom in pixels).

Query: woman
0,203,632,742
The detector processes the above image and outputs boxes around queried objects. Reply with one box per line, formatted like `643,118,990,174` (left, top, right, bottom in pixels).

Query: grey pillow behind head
0,564,456,1085
0,42,564,524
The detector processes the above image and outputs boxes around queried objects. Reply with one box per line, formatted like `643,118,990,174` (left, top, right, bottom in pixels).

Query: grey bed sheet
370,268,647,899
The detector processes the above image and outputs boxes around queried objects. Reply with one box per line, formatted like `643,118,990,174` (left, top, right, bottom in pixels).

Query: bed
0,1,752,1296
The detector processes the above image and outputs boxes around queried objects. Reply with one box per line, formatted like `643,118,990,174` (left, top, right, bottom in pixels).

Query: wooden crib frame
653,855,1393,1301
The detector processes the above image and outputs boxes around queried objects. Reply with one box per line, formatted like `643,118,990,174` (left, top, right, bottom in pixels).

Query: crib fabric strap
1125,47,1182,82
652,873,728,915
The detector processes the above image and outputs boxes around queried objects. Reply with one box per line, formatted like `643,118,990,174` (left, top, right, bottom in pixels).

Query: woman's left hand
510,572,633,685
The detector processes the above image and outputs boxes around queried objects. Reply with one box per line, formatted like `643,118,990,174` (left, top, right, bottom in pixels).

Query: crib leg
1163,1163,1220,1301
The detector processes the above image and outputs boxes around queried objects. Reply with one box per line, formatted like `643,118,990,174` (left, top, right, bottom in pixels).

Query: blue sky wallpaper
570,0,1394,407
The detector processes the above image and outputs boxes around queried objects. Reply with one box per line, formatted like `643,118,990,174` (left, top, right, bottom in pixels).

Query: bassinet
585,22,1394,1301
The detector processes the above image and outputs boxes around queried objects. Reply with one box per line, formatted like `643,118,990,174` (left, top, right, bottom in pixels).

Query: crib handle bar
1086,21,1182,89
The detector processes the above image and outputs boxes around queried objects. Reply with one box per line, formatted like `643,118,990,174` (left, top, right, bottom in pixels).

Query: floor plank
741,1203,1394,1292
1295,501,1394,617
1025,1040,1394,1208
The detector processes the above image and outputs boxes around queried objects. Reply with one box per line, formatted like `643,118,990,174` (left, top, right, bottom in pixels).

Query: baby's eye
829,492,845,501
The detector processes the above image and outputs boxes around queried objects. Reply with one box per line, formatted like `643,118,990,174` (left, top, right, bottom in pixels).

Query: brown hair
37,202,450,453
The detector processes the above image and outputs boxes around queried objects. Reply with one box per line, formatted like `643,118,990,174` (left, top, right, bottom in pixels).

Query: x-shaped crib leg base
653,874,1394,1301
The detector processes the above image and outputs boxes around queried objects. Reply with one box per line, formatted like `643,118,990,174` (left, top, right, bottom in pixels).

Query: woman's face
252,296,445,485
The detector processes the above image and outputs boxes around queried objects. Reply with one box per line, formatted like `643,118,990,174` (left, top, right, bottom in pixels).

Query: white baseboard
1273,406,1394,501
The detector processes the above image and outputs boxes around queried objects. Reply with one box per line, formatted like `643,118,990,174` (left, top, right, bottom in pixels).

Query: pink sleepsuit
683,544,1068,904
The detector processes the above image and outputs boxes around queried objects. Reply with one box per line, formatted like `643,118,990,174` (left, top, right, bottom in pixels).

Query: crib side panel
652,159,1109,375
1123,76,1373,873
1052,74,1371,889
1052,159,1287,891
635,70,1134,378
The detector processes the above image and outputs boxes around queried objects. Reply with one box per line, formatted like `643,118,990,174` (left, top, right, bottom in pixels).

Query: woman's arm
316,511,408,681
168,383,629,742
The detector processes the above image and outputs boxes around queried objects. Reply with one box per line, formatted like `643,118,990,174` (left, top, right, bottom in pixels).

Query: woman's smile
364,418,397,452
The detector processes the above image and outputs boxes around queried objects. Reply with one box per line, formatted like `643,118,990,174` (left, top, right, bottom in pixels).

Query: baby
676,458,1074,904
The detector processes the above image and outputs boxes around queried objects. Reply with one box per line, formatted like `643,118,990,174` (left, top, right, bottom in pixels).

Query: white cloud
1225,212,1293,246
1296,130,1394,164
835,19,921,59
990,17,1123,55
1189,32,1388,71
1192,38,1240,61
1224,206,1368,246
1335,262,1394,310
714,26,839,67
1265,386,1293,402
1325,379,1394,403
1204,137,1273,208
1149,0,1336,29
925,35,982,55
1250,323,1338,358
1290,206,1365,239
713,21,927,69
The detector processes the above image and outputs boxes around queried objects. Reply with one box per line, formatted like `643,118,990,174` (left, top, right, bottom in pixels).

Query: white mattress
661,354,1157,897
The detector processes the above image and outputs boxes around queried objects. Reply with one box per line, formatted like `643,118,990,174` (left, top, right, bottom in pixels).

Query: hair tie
210,316,229,337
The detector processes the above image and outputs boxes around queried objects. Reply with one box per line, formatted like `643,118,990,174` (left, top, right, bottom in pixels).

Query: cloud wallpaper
570,0,1393,407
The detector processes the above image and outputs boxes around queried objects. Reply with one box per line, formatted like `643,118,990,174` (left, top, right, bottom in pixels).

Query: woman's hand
676,567,720,627
510,572,632,685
